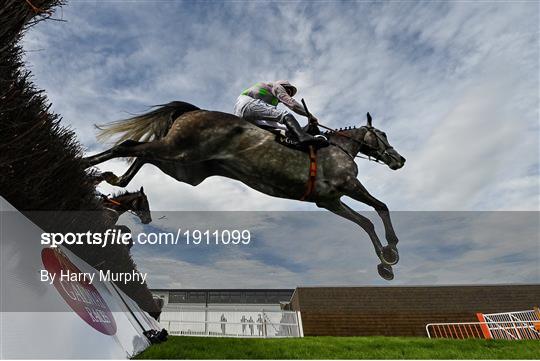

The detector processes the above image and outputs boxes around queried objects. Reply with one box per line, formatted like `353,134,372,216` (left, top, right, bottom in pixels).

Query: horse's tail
96,101,200,145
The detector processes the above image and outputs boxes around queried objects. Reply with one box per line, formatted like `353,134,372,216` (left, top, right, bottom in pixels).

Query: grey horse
84,102,405,280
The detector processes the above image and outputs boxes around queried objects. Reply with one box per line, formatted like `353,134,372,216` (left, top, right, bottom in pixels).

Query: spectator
220,313,227,335
241,314,247,335
257,314,263,336
248,316,254,336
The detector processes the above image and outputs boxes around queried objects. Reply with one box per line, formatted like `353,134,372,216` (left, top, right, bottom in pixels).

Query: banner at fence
0,197,158,359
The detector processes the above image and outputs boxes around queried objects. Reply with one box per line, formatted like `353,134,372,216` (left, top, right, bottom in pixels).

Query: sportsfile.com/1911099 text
40,228,251,248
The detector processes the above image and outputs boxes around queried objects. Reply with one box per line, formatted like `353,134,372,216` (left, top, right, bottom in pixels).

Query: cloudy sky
22,1,539,287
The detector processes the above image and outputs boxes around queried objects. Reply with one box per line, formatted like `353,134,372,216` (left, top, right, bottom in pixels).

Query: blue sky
22,1,539,287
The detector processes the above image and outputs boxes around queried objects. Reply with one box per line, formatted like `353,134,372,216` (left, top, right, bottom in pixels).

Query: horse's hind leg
317,199,394,280
101,158,146,187
83,140,143,167
83,147,116,167
83,140,169,167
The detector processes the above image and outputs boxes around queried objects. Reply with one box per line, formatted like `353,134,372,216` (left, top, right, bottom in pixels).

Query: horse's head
132,186,152,224
360,113,406,170
107,188,152,224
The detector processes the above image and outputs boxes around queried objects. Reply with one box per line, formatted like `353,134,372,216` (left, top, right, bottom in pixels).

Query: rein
316,122,386,165
299,99,385,165
100,194,140,217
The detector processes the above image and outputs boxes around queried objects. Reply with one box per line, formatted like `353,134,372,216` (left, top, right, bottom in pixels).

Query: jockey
234,80,328,146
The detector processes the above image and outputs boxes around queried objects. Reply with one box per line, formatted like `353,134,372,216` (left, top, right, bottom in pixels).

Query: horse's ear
366,112,372,127
140,186,144,193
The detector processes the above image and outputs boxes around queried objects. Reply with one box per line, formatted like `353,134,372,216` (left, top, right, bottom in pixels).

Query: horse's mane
110,189,138,199
323,125,360,135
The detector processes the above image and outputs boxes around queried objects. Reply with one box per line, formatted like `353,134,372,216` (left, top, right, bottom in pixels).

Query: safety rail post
476,313,492,339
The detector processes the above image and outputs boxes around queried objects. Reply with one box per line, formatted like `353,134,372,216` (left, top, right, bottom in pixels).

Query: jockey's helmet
276,80,297,97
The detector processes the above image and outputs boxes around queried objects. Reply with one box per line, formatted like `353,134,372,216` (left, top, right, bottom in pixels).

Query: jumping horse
84,101,405,279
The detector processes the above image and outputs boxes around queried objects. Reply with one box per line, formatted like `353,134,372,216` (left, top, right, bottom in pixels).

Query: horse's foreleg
344,180,400,265
317,199,394,280
101,159,146,187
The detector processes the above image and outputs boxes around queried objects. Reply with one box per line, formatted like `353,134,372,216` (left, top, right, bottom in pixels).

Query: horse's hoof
381,246,399,265
377,263,394,281
81,157,93,169
102,171,119,186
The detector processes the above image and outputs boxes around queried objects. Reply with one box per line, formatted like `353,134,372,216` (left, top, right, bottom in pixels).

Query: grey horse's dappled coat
84,102,406,280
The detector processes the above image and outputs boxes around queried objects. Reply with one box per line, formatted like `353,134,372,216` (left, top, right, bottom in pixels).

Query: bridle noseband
100,193,145,219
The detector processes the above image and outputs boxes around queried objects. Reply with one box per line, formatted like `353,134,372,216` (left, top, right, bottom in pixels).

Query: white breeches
233,95,289,123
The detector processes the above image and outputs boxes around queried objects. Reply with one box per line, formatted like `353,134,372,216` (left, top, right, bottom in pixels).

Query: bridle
316,122,389,165
300,99,389,165
100,193,145,219
361,127,396,164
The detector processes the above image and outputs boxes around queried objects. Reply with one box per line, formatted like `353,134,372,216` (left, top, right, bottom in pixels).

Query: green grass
134,336,540,359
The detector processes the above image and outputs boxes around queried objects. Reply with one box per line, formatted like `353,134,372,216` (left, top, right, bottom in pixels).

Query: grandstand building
151,289,299,337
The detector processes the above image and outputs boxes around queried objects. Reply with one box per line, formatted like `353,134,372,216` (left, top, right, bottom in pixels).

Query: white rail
426,320,540,340
159,309,302,338
165,320,300,338
483,309,540,340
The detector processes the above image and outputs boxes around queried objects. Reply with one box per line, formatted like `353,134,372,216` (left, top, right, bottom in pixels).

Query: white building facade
151,289,302,338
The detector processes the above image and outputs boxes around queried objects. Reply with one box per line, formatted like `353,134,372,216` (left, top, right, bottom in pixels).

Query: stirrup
298,134,329,148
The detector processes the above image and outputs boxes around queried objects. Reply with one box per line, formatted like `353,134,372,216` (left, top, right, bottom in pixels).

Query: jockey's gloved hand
309,115,319,124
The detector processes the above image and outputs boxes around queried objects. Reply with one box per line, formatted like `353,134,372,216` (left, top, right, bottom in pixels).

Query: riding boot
282,114,328,147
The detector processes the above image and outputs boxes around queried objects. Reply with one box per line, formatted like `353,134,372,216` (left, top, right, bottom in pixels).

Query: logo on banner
41,248,117,335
